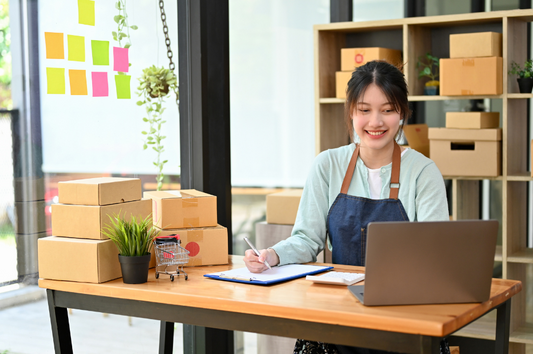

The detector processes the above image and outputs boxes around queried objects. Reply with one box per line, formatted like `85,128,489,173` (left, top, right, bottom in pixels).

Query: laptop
348,220,498,306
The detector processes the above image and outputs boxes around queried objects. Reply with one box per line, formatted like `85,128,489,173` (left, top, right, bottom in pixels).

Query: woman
244,60,450,354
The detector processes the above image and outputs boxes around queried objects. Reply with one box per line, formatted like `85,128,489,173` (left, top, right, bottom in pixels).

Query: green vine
137,66,178,191
112,0,137,73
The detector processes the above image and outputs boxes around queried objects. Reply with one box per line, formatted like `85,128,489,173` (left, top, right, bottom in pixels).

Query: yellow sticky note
46,68,65,94
68,35,85,62
69,70,88,95
78,0,95,26
44,32,64,59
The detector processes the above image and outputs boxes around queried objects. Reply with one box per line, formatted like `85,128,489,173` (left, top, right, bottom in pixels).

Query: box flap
59,177,138,185
402,124,429,157
144,189,212,199
428,128,501,141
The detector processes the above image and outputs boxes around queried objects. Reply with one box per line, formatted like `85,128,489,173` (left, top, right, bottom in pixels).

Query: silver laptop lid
360,220,498,306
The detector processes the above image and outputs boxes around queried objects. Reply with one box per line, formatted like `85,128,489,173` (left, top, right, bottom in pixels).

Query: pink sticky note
91,72,108,97
113,47,129,72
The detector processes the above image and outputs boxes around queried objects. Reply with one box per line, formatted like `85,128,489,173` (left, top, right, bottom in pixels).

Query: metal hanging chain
158,0,179,104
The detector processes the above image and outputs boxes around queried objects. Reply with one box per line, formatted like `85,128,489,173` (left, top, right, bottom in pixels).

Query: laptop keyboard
306,271,365,285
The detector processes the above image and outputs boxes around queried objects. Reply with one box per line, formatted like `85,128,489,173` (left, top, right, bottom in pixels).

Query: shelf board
443,176,503,181
507,172,533,181
508,249,533,264
319,98,344,104
507,93,533,99
455,317,533,344
409,95,503,101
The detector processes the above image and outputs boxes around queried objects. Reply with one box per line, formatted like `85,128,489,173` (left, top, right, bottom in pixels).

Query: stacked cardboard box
143,190,228,266
335,47,402,99
39,177,152,283
429,112,501,176
440,32,503,96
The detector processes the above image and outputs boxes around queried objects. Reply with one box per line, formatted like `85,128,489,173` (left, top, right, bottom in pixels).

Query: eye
358,108,369,113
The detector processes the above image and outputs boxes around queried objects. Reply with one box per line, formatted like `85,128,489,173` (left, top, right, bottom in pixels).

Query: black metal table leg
159,321,174,354
47,289,73,354
495,299,511,354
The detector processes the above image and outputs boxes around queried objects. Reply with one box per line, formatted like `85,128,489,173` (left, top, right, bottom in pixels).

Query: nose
368,111,384,127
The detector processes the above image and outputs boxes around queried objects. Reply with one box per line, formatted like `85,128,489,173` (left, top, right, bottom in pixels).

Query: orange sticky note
69,69,88,95
44,32,64,59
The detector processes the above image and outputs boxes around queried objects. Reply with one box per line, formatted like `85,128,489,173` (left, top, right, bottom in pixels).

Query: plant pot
423,86,439,95
118,254,151,284
517,78,533,93
149,84,170,98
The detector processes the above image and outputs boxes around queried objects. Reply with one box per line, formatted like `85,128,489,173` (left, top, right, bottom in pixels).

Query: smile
366,131,386,136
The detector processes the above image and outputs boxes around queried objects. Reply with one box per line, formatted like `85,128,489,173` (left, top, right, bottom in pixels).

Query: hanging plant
112,0,137,74
137,66,178,191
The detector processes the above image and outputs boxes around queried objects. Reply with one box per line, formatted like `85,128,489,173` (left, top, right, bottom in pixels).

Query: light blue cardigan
271,144,450,266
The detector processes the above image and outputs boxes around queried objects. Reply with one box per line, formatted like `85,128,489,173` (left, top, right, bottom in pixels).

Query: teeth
367,131,385,136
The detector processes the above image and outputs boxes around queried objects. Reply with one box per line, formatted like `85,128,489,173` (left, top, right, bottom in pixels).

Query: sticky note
92,72,108,97
113,47,129,72
69,70,88,95
91,40,109,65
115,75,131,99
44,32,64,59
68,35,85,62
78,0,95,26
46,68,65,94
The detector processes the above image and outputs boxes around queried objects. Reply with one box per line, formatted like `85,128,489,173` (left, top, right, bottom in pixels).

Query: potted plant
137,65,179,191
102,214,160,284
416,52,440,95
508,59,533,93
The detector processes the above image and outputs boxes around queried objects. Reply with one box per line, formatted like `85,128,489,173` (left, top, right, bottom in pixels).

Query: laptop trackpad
348,285,365,304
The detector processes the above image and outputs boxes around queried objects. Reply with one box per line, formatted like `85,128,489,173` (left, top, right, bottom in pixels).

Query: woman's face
352,83,401,152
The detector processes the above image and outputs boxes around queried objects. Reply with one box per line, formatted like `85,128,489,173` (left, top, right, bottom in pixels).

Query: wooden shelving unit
314,9,533,352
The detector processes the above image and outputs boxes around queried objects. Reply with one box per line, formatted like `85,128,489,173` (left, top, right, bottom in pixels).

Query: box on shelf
402,124,429,158
38,236,121,283
58,177,142,206
446,112,500,129
439,57,502,96
335,71,352,99
450,32,502,58
340,47,402,71
51,199,152,240
155,225,228,266
428,128,501,177
266,189,303,225
143,190,217,229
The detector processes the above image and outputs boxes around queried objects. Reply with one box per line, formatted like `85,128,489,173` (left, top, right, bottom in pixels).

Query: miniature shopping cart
154,235,190,281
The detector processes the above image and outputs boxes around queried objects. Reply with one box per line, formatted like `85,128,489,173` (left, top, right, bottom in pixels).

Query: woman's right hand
244,248,280,273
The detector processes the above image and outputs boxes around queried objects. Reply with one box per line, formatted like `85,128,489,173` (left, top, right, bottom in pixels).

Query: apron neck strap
340,142,401,199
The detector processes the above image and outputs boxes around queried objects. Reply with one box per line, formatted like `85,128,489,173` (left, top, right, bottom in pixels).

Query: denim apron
327,142,407,267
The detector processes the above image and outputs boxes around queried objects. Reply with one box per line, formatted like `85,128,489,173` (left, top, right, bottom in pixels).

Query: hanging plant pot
517,78,533,93
149,84,170,98
118,254,151,284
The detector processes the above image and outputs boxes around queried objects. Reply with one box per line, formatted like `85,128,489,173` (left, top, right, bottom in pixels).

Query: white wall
38,0,179,175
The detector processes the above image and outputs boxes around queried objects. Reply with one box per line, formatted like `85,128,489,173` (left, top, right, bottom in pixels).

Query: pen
243,237,272,270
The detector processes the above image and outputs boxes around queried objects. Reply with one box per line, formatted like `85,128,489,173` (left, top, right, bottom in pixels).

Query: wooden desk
39,256,522,354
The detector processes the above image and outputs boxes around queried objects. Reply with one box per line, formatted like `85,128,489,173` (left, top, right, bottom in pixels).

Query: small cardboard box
450,32,502,58
428,128,501,177
58,177,142,206
336,71,352,99
143,190,217,229
51,199,152,240
266,189,303,225
38,236,121,283
402,124,429,157
341,47,402,71
446,112,500,129
439,57,502,96
155,225,228,266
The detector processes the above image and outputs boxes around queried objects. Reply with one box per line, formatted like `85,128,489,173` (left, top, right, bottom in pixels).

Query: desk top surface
39,255,522,337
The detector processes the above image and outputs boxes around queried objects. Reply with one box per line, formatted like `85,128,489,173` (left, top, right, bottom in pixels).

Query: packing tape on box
186,229,204,242
183,217,200,227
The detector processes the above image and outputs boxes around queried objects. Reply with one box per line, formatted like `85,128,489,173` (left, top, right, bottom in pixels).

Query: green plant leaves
102,214,160,257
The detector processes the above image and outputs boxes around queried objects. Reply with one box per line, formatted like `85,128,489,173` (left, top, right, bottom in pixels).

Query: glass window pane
353,0,404,21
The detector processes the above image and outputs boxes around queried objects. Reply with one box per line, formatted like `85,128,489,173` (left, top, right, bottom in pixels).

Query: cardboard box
446,112,500,129
336,71,352,99
428,128,501,176
58,177,142,206
38,236,121,283
450,32,502,58
266,189,303,225
439,57,502,96
341,47,402,71
143,190,217,229
51,199,152,240
155,225,228,266
402,124,429,157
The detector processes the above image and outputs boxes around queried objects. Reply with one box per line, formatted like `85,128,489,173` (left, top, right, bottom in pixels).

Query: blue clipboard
204,264,333,285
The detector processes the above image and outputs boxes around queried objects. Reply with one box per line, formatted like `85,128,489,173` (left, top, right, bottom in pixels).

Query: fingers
243,249,268,273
